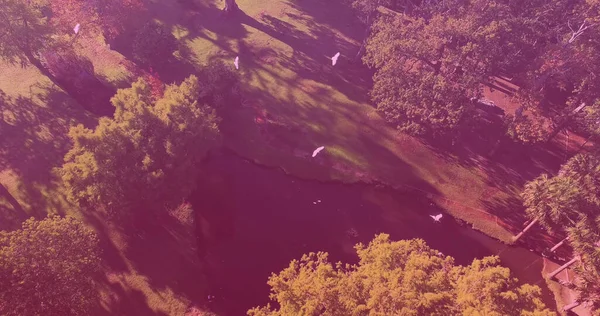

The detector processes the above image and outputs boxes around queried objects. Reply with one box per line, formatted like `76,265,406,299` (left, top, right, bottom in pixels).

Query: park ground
0,0,594,314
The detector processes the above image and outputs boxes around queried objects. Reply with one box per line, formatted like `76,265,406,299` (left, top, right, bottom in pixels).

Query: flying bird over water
430,214,443,222
312,146,325,157
73,23,81,34
331,52,340,66
234,56,239,70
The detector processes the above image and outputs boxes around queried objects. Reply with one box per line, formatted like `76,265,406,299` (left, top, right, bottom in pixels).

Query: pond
190,149,555,315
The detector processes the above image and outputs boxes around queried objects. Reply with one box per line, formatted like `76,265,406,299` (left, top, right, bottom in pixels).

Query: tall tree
0,216,101,316
363,0,534,137
0,0,54,65
248,234,553,315
48,0,145,39
513,0,600,142
59,75,221,214
523,153,600,231
522,153,600,308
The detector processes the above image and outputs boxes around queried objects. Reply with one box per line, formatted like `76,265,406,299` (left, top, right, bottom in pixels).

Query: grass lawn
0,0,588,313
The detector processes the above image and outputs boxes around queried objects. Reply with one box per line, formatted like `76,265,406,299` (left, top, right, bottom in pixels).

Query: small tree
249,234,553,315
0,216,101,316
132,21,177,67
198,61,241,109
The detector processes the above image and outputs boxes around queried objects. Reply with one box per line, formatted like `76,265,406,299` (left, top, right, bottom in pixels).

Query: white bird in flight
430,214,443,222
331,52,340,66
312,146,325,157
234,56,239,70
73,23,81,34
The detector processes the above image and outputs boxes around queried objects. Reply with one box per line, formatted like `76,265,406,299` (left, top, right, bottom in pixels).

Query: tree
522,154,600,231
514,0,600,142
132,20,177,67
363,1,533,138
48,0,145,39
197,61,241,109
0,0,54,65
0,216,101,316
572,100,600,149
522,153,600,308
59,75,221,214
248,234,553,315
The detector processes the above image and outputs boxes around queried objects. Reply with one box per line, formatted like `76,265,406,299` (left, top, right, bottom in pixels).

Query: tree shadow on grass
142,0,373,105
78,202,212,315
0,87,97,224
235,11,373,104
97,281,170,316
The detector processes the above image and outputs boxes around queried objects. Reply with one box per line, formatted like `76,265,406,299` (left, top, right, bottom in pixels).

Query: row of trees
356,0,600,143
352,0,600,311
249,234,554,315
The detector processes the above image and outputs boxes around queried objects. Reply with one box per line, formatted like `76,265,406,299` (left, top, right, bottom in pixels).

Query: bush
132,21,177,67
198,62,241,109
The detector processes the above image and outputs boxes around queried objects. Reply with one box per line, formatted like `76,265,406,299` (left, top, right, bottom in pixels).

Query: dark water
190,150,555,315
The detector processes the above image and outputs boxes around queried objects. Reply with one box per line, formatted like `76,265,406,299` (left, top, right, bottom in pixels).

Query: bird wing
435,214,443,220
312,146,325,157
430,215,436,220
234,56,239,69
334,52,340,59
74,24,81,34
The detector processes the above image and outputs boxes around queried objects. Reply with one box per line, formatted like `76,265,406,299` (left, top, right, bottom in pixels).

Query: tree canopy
48,0,145,39
363,1,534,137
522,153,600,309
0,216,101,316
523,153,600,231
0,0,54,64
59,75,221,214
248,234,553,315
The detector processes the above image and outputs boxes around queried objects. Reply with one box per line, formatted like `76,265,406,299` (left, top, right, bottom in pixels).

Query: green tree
0,0,54,65
513,0,600,142
522,153,600,231
59,75,220,214
522,153,600,309
0,216,101,316
48,0,145,39
198,61,241,109
248,234,553,315
363,1,532,137
132,20,177,67
565,214,600,311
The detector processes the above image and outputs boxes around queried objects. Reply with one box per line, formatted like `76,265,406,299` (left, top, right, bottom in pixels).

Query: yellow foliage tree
249,234,554,315
0,216,101,316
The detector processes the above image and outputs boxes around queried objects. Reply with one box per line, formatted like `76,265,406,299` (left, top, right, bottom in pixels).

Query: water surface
190,150,554,315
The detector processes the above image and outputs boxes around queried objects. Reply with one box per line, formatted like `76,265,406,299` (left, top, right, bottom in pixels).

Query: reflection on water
189,150,555,315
